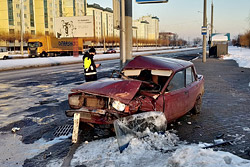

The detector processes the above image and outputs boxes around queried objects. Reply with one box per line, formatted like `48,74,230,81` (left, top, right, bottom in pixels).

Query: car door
185,66,201,111
163,70,189,122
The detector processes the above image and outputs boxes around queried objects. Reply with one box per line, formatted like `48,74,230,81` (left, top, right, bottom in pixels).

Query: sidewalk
173,57,250,160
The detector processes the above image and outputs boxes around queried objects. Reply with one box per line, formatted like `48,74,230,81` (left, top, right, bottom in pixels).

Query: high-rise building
86,3,119,40
133,19,149,40
0,0,87,36
140,15,159,41
133,15,160,42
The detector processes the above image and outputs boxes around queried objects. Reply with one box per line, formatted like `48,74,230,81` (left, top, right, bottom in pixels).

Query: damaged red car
66,56,204,125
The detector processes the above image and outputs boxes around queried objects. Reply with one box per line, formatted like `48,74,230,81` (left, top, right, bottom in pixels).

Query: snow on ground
0,131,70,167
0,69,82,128
0,47,197,71
224,46,250,68
47,131,250,167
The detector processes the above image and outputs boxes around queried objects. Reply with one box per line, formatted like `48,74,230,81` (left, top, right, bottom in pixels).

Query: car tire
41,52,47,57
3,56,8,60
191,95,202,114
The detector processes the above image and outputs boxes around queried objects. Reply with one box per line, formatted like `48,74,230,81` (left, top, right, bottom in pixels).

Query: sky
87,0,250,41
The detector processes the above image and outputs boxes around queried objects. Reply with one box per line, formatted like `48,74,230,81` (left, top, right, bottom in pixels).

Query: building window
24,14,27,18
9,29,15,34
17,13,20,17
73,0,76,16
16,4,19,8
8,0,14,26
31,30,35,35
59,0,62,17
45,31,49,35
44,0,48,28
30,0,35,27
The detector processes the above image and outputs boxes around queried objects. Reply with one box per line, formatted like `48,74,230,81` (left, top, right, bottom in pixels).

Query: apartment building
132,15,159,42
86,3,119,40
0,0,87,36
0,1,159,47
133,19,149,40
140,15,159,41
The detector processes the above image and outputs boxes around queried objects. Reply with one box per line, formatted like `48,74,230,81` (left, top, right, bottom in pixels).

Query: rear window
167,70,185,91
186,67,195,85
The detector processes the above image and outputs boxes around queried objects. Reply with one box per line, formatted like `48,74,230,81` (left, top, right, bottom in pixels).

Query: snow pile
224,46,250,68
168,146,250,167
70,131,181,167
59,131,250,167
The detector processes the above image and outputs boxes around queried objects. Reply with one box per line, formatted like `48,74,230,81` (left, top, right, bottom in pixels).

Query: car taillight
68,93,84,109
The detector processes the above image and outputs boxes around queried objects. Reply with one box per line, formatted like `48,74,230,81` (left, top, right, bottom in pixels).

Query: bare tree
193,37,202,45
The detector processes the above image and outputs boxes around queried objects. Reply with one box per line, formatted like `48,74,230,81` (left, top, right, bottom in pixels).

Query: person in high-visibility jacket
82,47,100,82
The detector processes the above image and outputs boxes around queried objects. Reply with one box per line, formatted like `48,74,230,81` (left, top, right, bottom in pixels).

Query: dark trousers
85,74,97,82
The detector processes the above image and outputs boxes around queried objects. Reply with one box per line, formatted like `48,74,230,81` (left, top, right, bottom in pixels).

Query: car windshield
28,42,42,48
116,69,172,92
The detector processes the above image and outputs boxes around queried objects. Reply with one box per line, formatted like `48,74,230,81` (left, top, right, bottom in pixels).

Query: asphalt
172,56,250,160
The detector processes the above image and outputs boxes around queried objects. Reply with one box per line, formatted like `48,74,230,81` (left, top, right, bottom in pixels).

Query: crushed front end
65,78,144,125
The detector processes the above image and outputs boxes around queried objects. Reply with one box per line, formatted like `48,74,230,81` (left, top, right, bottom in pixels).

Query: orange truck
28,36,83,57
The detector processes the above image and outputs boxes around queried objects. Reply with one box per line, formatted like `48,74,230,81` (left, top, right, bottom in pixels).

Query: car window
167,70,185,91
186,67,194,85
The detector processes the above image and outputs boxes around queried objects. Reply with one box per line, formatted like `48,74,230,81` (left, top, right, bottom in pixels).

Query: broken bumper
66,107,121,125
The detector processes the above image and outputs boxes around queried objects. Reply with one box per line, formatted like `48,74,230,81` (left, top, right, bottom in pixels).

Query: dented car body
66,56,204,125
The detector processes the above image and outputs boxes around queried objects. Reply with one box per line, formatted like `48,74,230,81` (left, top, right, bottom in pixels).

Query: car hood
71,78,142,104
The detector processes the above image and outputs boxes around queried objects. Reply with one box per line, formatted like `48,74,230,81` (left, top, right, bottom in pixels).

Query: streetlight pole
202,0,207,63
211,1,214,47
136,28,138,51
120,0,132,69
120,0,126,69
125,0,132,62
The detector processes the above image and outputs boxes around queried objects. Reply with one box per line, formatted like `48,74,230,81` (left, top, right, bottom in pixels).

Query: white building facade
87,3,119,41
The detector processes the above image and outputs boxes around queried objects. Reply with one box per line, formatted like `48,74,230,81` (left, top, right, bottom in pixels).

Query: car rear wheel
191,95,202,114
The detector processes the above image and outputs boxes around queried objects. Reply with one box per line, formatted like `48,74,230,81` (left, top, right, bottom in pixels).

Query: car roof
123,56,193,72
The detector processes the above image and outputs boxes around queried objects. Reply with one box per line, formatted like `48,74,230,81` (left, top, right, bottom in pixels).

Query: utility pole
20,0,24,56
120,0,132,69
210,1,214,47
120,0,126,68
125,0,132,63
136,28,138,51
202,0,207,63
155,20,157,49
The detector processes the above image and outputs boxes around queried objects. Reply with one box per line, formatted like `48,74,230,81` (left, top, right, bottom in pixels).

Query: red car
66,56,204,125
103,48,116,54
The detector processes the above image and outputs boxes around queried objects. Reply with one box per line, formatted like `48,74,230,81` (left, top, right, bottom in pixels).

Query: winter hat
89,47,96,53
